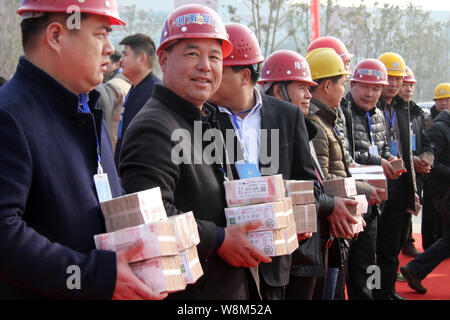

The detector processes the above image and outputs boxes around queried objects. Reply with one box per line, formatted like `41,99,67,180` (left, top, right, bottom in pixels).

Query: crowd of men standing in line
0,0,449,300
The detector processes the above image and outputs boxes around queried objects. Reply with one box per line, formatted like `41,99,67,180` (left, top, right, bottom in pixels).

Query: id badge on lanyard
79,94,113,203
94,163,112,203
411,122,416,152
230,110,261,179
367,112,379,156
385,109,399,156
235,160,261,179
369,144,379,156
389,140,399,157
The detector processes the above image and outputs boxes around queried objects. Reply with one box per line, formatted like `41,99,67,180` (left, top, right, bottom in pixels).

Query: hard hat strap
281,83,291,103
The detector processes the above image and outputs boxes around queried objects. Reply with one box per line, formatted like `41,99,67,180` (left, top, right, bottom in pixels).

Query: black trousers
346,208,378,300
422,179,446,249
285,276,317,300
373,177,411,299
259,281,285,300
401,218,415,249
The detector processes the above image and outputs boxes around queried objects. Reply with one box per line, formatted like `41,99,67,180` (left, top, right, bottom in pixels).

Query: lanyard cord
79,94,102,172
366,111,376,145
117,90,131,139
228,108,252,162
383,108,396,139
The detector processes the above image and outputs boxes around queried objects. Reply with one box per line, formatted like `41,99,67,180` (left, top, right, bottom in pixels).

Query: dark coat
428,110,450,196
377,95,417,211
347,92,393,165
0,57,122,299
410,100,434,197
119,84,253,300
214,94,323,283
114,72,160,166
336,97,355,164
424,105,440,132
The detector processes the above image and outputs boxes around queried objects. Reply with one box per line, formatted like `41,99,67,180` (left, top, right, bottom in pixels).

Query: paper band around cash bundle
94,220,179,263
224,174,286,207
130,255,186,293
247,223,298,257
225,198,293,231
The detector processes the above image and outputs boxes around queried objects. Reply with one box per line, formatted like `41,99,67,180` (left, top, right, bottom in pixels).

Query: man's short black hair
0,76,7,87
230,63,262,85
309,74,343,93
20,13,87,52
264,81,293,96
120,34,156,69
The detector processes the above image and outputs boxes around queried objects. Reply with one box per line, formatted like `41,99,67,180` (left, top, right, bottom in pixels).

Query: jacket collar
430,105,440,119
434,109,450,126
132,71,158,91
15,56,101,115
310,97,337,126
377,95,408,112
152,83,217,123
409,100,424,119
16,56,82,112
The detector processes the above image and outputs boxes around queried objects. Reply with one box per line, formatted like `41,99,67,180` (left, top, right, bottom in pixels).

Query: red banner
310,0,320,41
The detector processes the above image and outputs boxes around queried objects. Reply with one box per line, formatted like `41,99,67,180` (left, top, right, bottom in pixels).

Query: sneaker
396,272,406,282
400,265,427,294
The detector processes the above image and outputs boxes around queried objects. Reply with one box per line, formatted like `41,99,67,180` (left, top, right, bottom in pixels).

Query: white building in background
174,0,218,11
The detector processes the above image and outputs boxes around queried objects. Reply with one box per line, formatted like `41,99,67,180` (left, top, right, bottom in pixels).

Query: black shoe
400,265,427,294
374,292,407,300
402,243,421,258
390,292,408,300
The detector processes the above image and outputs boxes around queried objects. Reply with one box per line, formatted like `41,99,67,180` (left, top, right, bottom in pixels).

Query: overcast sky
117,0,450,12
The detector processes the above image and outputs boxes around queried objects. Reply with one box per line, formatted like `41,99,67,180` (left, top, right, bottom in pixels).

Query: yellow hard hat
433,83,450,100
305,48,351,80
377,52,407,77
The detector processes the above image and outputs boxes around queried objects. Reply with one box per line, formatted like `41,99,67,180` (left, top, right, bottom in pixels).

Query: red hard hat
307,36,354,64
17,0,125,26
403,66,417,84
257,50,317,87
350,58,389,86
157,4,232,58
223,23,264,66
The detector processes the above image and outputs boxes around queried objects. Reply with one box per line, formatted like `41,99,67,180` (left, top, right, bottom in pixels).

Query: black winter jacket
410,100,434,196
377,95,417,211
347,92,393,165
336,97,355,164
428,110,450,196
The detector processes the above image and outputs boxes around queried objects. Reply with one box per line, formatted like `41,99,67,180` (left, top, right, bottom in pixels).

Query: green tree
224,0,289,56
0,0,22,79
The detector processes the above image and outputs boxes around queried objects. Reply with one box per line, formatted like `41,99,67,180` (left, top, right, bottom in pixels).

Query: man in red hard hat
344,58,399,300
209,23,321,300
119,6,272,300
375,52,418,300
0,0,167,299
397,67,433,261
